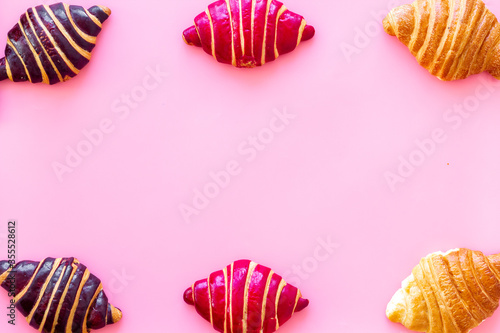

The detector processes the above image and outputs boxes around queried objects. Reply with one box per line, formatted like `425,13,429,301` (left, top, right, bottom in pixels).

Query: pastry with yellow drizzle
383,0,500,81
0,257,122,332
0,2,111,85
387,248,500,332
183,0,315,68
183,259,308,333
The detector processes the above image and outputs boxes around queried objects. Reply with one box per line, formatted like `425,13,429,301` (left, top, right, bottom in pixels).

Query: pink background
1,0,500,332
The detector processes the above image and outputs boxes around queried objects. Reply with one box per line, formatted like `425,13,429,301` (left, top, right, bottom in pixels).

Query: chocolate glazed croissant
183,259,309,333
387,248,500,332
383,0,500,81
0,257,122,333
183,0,315,68
0,3,111,85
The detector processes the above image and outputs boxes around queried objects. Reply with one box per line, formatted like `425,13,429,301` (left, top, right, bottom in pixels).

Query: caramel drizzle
242,262,257,333
6,39,31,82
82,284,103,333
50,260,79,333
225,0,236,66
31,6,80,75
26,258,63,324
25,9,64,82
17,16,49,83
43,5,92,60
64,3,97,44
65,268,90,333
38,265,68,332
260,271,274,331
261,0,272,65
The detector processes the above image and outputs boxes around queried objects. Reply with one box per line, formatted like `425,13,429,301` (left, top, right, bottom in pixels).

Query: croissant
183,259,309,332
0,3,111,85
387,248,500,332
383,0,500,81
183,0,315,68
0,257,122,332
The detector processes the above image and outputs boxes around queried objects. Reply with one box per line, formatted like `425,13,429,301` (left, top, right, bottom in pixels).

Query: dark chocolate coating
0,3,110,85
0,257,122,333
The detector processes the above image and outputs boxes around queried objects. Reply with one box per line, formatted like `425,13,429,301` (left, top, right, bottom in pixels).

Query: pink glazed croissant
183,0,315,68
183,259,309,333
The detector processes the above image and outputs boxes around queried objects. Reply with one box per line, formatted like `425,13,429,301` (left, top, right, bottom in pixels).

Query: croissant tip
302,25,315,42
110,304,122,323
98,5,111,16
383,16,395,36
183,287,195,305
295,298,309,312
183,26,202,47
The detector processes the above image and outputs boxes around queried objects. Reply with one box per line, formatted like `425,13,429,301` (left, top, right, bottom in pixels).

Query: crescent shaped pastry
387,248,500,332
183,0,315,68
0,257,122,333
383,0,500,80
0,3,111,85
183,259,309,332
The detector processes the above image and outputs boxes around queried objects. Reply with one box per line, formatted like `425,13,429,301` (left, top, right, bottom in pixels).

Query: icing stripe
229,262,234,333
275,279,286,330
274,6,287,59
239,0,245,54
251,0,256,57
18,17,49,84
26,258,62,324
26,9,64,82
223,267,228,333
6,58,13,81
208,276,214,326
44,5,91,60
206,9,217,59
65,268,90,333
14,261,43,302
81,284,103,333
261,0,272,65
6,39,31,83
297,19,306,47
32,7,80,75
50,261,79,333
242,262,257,333
225,0,236,66
0,267,13,284
84,9,102,28
261,271,274,331
39,265,68,332
64,4,97,44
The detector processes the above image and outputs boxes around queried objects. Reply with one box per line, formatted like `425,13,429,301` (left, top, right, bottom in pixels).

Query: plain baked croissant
183,259,309,333
0,257,122,333
383,0,500,81
0,3,111,85
183,0,315,68
387,248,500,332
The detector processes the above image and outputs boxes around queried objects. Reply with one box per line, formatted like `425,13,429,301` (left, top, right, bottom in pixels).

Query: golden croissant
183,0,315,68
183,259,309,332
0,3,111,85
0,257,122,333
383,0,500,81
387,248,500,332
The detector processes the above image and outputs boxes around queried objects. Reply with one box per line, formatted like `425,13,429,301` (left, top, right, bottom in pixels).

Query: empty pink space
1,0,500,332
